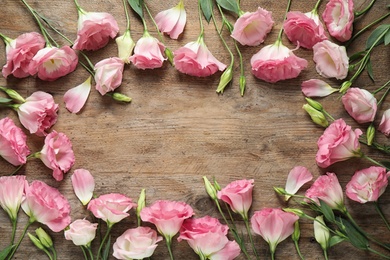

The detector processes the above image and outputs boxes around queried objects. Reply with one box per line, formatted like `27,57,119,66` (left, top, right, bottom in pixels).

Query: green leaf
200,0,213,23
335,217,368,250
102,235,111,260
0,97,12,103
0,245,14,260
127,0,143,19
384,29,390,45
366,24,390,49
216,0,240,16
348,50,366,63
365,58,375,81
329,235,345,248
319,199,335,223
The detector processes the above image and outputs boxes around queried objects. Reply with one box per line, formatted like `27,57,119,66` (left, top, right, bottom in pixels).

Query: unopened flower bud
273,187,287,196
283,208,305,218
0,86,25,103
35,227,53,248
340,81,352,94
165,48,174,66
366,124,375,146
239,75,246,96
111,92,132,103
292,221,301,242
216,65,233,93
303,104,329,127
28,233,45,250
214,179,221,191
305,97,323,111
116,30,135,64
314,215,330,251
137,188,146,217
203,176,218,200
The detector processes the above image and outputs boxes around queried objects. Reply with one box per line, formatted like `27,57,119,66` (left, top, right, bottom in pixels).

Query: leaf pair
199,0,240,23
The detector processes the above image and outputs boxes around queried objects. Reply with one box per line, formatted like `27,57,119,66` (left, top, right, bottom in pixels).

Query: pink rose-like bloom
322,0,354,42
346,166,389,203
71,169,95,206
217,179,254,218
28,46,78,81
155,1,186,40
129,33,166,70
113,226,163,260
140,200,194,238
284,166,313,201
0,117,30,166
64,219,98,246
0,175,28,220
73,10,119,51
283,11,327,49
94,58,124,96
2,32,45,78
40,131,75,181
21,180,71,232
313,40,349,80
342,88,377,124
301,79,339,97
174,37,226,77
251,208,299,253
315,118,362,168
251,41,308,83
305,172,345,210
231,7,274,46
379,109,390,136
178,216,241,260
64,76,91,113
87,193,136,225
17,91,59,136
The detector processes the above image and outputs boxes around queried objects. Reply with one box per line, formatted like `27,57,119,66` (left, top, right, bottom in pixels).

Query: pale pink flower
217,179,254,219
71,169,95,205
315,118,362,168
378,109,390,136
313,40,349,80
73,10,119,51
87,193,136,225
305,172,345,210
0,175,28,220
231,7,274,46
251,41,308,83
21,180,71,232
40,131,75,181
28,46,78,81
342,88,377,124
173,36,226,77
322,0,354,42
301,79,339,97
155,1,186,40
94,57,124,95
129,32,166,69
16,91,59,136
64,219,98,246
284,166,313,201
283,10,327,49
2,32,45,78
0,117,30,166
178,216,240,260
346,166,389,203
64,76,91,113
140,200,194,238
113,226,163,259
251,208,299,254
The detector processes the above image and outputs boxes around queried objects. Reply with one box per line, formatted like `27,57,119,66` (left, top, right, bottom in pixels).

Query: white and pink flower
322,0,354,42
155,1,186,40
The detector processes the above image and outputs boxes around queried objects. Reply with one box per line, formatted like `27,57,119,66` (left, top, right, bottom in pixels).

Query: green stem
7,220,33,260
244,217,259,259
197,0,205,37
49,247,57,260
164,235,174,260
323,249,329,260
355,0,377,17
277,0,293,43
122,0,131,31
375,80,390,107
80,246,89,260
373,79,390,95
143,2,165,43
294,240,305,260
312,0,322,13
374,201,390,231
87,246,94,260
367,247,390,259
0,32,12,44
73,0,84,13
34,11,73,45
360,153,389,170
78,51,95,73
96,223,113,260
270,246,275,260
11,219,17,245
322,109,335,121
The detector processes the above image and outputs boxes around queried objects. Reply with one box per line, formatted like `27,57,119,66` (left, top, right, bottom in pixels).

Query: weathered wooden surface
0,0,389,259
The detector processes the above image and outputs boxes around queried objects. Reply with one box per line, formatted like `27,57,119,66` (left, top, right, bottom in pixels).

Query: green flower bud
111,92,132,103
305,97,323,111
339,81,352,94
35,227,53,248
28,233,45,250
137,188,146,217
0,86,25,103
366,124,375,146
292,221,301,242
216,65,233,94
303,104,329,127
203,176,218,200
273,187,287,196
213,179,221,191
283,208,305,218
239,75,246,96
165,48,174,66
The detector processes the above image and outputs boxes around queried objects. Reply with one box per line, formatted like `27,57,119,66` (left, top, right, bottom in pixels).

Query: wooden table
0,0,389,259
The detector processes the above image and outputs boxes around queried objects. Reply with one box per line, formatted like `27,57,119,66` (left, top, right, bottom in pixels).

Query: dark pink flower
322,0,354,42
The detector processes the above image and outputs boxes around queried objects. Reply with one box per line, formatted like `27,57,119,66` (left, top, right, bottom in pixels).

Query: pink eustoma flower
178,216,240,260
40,131,75,181
379,109,390,136
28,46,78,81
94,57,124,95
342,88,377,124
155,0,186,40
73,10,119,51
284,166,313,201
322,0,354,42
173,36,226,77
71,169,95,205
346,166,389,203
140,200,194,238
231,7,274,46
305,172,345,210
283,10,327,49
313,40,349,80
113,226,163,260
315,118,362,168
21,180,71,232
0,117,30,166
64,76,91,114
129,32,166,69
251,41,308,83
0,175,28,220
64,219,98,246
217,179,254,219
251,208,299,255
16,91,59,136
2,32,45,78
301,79,339,97
87,193,136,225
